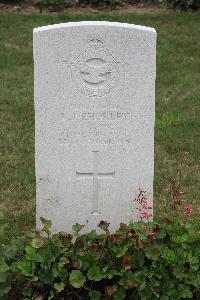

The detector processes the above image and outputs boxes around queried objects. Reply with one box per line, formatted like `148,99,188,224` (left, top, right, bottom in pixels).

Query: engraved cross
76,151,115,215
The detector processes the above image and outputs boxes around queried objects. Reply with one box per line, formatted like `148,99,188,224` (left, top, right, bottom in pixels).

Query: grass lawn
0,10,199,243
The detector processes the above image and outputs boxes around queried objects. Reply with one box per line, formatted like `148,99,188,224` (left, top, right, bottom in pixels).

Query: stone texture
33,21,156,233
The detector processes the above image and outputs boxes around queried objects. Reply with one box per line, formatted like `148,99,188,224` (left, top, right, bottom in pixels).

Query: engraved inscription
61,111,130,121
59,129,131,145
76,151,115,215
69,37,120,97
58,109,132,145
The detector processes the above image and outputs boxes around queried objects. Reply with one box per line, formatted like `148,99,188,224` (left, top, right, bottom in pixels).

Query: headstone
33,21,156,233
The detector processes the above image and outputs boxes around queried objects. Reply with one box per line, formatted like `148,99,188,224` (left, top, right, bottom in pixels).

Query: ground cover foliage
1,0,200,10
1,216,200,299
36,0,200,11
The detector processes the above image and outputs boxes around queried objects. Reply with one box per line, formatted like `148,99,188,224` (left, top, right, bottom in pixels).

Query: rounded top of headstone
33,21,156,34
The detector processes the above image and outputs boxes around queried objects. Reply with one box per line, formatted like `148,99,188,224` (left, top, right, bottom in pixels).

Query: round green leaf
25,245,37,260
54,282,65,293
69,270,86,288
89,290,101,300
17,260,35,277
87,266,104,281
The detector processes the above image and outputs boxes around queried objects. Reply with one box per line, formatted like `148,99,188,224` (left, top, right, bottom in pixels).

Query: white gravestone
33,21,156,233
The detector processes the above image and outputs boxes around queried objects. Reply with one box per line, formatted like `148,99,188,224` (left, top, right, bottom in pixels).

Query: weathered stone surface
33,21,156,233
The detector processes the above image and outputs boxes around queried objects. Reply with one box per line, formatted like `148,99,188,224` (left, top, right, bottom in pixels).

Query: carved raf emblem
70,37,120,97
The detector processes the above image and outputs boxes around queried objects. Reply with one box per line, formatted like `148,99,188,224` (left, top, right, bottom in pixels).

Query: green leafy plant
0,215,199,299
40,0,71,6
157,0,200,9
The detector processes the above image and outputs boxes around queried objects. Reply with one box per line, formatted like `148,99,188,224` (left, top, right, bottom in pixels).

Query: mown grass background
0,11,200,243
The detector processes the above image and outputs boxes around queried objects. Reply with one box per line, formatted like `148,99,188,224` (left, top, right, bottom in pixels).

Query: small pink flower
185,204,193,216
138,190,153,220
141,198,149,210
140,212,153,220
126,231,137,238
148,232,156,237
142,197,148,203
